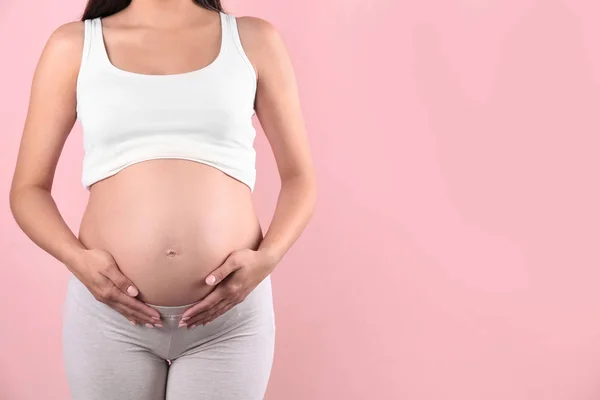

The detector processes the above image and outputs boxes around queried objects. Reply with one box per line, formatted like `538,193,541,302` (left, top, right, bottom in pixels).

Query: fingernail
127,286,139,296
152,316,161,321
178,322,187,328
189,324,197,329
129,320,136,326
181,316,190,321
153,323,163,328
145,323,154,328
206,275,216,285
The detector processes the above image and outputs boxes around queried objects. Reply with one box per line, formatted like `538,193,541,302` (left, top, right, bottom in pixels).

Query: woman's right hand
70,248,162,327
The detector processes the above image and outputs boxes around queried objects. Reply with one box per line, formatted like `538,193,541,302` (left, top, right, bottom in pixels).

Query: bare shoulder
235,15,279,39
37,20,85,73
45,20,84,55
235,16,285,52
235,15,288,71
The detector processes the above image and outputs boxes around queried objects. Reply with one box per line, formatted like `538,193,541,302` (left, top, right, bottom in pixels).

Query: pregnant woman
8,0,316,398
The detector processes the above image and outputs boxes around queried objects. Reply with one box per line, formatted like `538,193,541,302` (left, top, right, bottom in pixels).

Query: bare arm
238,16,317,265
9,21,87,270
9,21,161,325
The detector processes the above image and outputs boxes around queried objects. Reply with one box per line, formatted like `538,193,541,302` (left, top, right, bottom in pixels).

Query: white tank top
76,12,257,192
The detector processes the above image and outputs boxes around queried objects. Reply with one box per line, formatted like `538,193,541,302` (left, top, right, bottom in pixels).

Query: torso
75,10,263,306
78,159,263,306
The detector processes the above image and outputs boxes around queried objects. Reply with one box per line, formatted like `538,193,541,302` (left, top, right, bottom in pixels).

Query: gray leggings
62,273,276,400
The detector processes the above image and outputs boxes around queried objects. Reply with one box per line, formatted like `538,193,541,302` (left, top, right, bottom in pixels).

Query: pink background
2,0,600,399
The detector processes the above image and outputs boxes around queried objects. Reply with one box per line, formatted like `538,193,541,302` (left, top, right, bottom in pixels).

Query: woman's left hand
179,248,277,328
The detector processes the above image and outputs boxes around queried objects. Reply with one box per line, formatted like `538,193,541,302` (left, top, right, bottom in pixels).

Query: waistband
67,273,201,317
144,299,201,317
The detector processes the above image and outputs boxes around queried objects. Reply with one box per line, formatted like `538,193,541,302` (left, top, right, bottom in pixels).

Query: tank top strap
77,18,103,113
79,18,106,73
217,12,236,58
82,20,92,53
89,18,102,45
220,12,257,89
89,18,106,62
79,19,93,72
222,13,243,52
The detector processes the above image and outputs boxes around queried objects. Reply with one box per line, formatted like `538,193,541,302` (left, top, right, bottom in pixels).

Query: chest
76,66,255,146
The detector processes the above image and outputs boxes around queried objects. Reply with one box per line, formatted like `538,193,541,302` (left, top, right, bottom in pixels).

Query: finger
185,299,229,327
102,264,140,297
194,297,236,324
180,287,226,321
206,253,244,286
194,303,233,328
201,302,236,326
109,302,139,326
112,302,163,328
112,290,162,322
188,282,246,326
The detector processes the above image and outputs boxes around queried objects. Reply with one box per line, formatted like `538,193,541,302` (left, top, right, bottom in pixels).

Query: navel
165,248,178,257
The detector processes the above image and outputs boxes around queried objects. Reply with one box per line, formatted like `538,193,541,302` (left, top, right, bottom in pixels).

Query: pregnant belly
77,159,263,306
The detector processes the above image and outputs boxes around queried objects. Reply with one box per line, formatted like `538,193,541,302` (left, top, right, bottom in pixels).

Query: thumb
206,252,243,286
103,263,139,297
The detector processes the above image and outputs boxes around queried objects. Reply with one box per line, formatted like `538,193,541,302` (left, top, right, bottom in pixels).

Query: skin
9,0,316,328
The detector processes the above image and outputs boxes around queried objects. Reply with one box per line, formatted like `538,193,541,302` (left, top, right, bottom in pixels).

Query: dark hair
81,0,224,21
